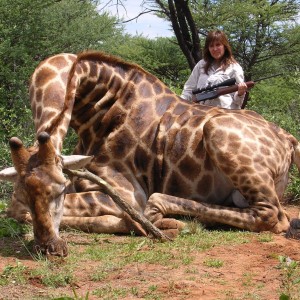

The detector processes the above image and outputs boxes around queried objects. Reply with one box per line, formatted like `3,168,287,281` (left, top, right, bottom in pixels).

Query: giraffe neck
30,53,77,153
66,52,189,155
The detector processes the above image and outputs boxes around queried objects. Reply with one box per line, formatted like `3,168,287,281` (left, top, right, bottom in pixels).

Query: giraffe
1,51,300,257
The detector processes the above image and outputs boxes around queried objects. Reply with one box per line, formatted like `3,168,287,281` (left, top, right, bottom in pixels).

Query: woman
181,30,248,109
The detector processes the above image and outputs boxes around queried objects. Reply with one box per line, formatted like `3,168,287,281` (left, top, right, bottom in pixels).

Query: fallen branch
64,169,171,241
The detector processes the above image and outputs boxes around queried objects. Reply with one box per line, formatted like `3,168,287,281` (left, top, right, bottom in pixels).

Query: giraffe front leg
61,213,147,236
62,192,147,235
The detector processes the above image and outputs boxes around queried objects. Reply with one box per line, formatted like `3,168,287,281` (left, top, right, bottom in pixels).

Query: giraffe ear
0,167,18,182
62,155,93,170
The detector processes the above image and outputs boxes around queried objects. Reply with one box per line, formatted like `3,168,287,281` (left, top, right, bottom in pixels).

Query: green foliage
203,258,224,268
92,285,127,299
0,261,28,285
257,232,273,243
51,290,89,300
190,0,300,77
113,36,189,89
248,76,300,138
286,166,300,203
62,128,79,155
278,256,300,300
0,192,29,237
0,217,27,238
31,259,74,287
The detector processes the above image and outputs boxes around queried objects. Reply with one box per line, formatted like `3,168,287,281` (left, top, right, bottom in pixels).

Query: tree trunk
156,0,201,69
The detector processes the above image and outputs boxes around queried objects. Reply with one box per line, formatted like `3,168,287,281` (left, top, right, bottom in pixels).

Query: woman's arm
233,63,247,107
181,61,204,101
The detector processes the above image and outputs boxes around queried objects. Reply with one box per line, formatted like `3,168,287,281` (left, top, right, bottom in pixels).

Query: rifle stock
194,81,255,102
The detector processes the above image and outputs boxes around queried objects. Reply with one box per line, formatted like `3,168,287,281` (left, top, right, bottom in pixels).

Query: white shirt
181,59,245,109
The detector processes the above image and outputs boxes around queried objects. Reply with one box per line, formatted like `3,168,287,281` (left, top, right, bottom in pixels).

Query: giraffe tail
293,143,300,173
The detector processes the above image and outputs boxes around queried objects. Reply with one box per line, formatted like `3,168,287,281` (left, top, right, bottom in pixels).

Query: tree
140,0,299,80
113,36,188,90
0,0,123,166
105,0,200,69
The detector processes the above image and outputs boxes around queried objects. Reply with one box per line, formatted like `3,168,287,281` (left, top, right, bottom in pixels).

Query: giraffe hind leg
201,115,292,234
286,219,300,239
144,192,290,234
227,189,249,208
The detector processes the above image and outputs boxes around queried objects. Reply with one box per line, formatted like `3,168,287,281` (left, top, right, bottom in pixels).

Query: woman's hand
237,82,248,96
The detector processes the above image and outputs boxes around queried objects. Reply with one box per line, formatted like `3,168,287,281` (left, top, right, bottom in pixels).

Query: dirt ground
0,206,299,300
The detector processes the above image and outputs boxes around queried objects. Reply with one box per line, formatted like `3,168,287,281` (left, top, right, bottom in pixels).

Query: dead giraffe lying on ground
1,51,300,256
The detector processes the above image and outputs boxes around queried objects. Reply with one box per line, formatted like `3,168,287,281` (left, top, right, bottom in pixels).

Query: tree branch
64,168,171,241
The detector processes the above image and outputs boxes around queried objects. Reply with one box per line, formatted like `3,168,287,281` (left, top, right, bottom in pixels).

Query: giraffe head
0,132,92,256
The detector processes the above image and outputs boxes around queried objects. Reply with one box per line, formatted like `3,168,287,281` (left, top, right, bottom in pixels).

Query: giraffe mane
75,50,150,75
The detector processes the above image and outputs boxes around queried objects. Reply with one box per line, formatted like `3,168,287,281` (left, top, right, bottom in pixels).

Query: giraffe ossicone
1,51,300,256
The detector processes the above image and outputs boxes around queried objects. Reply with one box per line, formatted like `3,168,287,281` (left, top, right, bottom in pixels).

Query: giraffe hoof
153,218,186,239
286,219,300,240
153,218,185,230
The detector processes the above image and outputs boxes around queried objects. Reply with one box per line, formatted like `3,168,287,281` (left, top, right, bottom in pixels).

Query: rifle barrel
253,73,283,83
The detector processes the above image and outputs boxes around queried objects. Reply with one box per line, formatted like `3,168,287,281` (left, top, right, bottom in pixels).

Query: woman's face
208,41,225,61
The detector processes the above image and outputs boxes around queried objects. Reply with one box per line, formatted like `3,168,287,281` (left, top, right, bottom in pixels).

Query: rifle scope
192,78,236,95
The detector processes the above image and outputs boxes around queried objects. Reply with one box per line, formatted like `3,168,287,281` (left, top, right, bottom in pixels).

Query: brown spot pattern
109,128,136,159
197,174,213,196
179,155,201,180
166,170,191,197
155,96,174,116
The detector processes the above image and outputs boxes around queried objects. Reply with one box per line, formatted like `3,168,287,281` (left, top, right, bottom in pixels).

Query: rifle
192,78,236,95
192,74,282,103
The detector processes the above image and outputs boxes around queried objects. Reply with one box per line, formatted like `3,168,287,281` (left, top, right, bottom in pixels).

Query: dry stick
64,169,171,241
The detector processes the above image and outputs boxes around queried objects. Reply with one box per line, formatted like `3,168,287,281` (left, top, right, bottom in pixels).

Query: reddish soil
0,206,299,300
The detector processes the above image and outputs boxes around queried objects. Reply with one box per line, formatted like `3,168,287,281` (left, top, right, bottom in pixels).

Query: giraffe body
1,51,300,256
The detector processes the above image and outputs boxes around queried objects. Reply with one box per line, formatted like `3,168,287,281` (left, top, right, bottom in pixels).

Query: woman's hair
203,30,236,74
